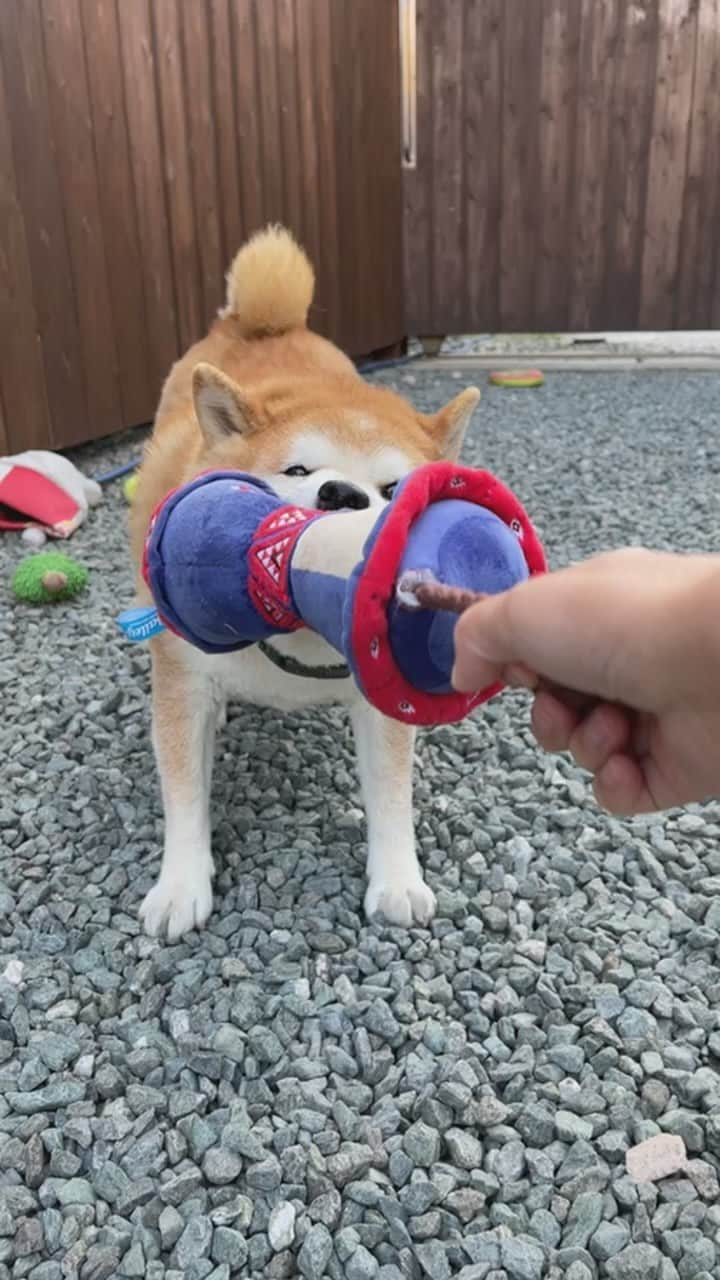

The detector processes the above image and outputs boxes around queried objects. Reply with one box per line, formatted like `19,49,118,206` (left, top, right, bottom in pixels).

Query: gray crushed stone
1,371,720,1279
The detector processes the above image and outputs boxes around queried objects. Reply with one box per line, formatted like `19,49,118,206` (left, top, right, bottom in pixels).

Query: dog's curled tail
223,224,314,336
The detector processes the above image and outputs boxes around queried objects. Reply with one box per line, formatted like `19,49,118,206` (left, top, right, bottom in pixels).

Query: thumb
451,591,524,692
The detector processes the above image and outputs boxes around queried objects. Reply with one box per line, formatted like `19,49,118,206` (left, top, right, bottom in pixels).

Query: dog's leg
139,645,216,940
351,703,436,927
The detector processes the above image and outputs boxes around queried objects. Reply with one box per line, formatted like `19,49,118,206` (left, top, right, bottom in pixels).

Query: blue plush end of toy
389,500,529,694
145,472,286,653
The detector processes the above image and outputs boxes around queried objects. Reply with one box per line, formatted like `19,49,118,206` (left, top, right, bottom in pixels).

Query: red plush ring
350,462,546,726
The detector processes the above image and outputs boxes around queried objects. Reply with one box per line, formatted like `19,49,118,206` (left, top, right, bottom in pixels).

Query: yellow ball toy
123,474,139,504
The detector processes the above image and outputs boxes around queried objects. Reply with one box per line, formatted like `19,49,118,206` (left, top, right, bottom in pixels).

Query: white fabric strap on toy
291,507,377,578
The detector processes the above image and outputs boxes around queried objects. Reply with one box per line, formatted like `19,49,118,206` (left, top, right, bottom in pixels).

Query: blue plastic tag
117,606,166,642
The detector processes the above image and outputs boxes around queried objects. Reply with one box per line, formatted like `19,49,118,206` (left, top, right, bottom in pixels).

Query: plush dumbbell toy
118,462,545,725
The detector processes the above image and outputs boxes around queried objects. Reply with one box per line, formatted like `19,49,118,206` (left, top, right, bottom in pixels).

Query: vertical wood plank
383,0,406,344
534,0,581,331
640,0,698,328
117,0,178,396
180,0,225,328
0,0,87,446
329,0,360,348
499,0,544,330
569,0,621,330
294,0,321,266
42,0,122,439
274,0,304,242
364,0,403,351
331,0,403,354
151,0,202,351
463,0,502,333
676,0,720,328
254,0,285,221
707,19,720,330
309,0,341,339
368,0,404,351
604,0,660,327
714,241,720,332
0,393,8,456
81,0,152,427
229,0,264,234
0,44,52,450
403,0,434,335
430,0,465,336
208,0,243,264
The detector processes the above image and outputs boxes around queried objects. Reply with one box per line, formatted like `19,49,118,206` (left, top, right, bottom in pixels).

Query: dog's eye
283,465,312,477
381,482,398,501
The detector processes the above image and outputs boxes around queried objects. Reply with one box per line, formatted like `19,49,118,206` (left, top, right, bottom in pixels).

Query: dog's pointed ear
192,362,259,442
426,387,481,460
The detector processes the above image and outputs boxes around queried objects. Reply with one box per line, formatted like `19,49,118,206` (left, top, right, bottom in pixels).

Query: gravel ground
2,370,720,1280
433,333,720,358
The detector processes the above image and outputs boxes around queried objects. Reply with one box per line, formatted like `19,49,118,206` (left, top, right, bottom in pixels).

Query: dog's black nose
316,480,370,511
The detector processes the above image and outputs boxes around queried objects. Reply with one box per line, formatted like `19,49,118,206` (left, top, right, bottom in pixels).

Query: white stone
268,1201,296,1252
626,1133,687,1184
2,959,23,986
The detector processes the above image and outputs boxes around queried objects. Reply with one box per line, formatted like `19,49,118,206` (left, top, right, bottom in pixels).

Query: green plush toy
12,552,88,604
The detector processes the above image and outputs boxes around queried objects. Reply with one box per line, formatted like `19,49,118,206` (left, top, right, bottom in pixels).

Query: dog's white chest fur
185,629,359,712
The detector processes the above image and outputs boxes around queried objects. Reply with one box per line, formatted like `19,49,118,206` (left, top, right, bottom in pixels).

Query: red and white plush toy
0,450,102,545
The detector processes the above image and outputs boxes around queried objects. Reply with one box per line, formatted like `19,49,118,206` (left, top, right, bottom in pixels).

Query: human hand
452,549,720,814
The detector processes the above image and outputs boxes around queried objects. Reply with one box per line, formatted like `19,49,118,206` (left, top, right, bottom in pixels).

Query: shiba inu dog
130,226,479,940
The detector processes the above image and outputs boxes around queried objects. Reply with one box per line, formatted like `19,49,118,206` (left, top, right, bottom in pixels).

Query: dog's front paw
365,876,436,927
140,872,213,941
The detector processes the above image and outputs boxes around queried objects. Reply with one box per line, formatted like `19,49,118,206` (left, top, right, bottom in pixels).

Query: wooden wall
404,0,720,335
3,0,718,454
0,0,402,452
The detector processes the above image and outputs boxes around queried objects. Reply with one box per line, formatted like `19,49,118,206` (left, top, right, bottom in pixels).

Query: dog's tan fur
131,226,480,939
